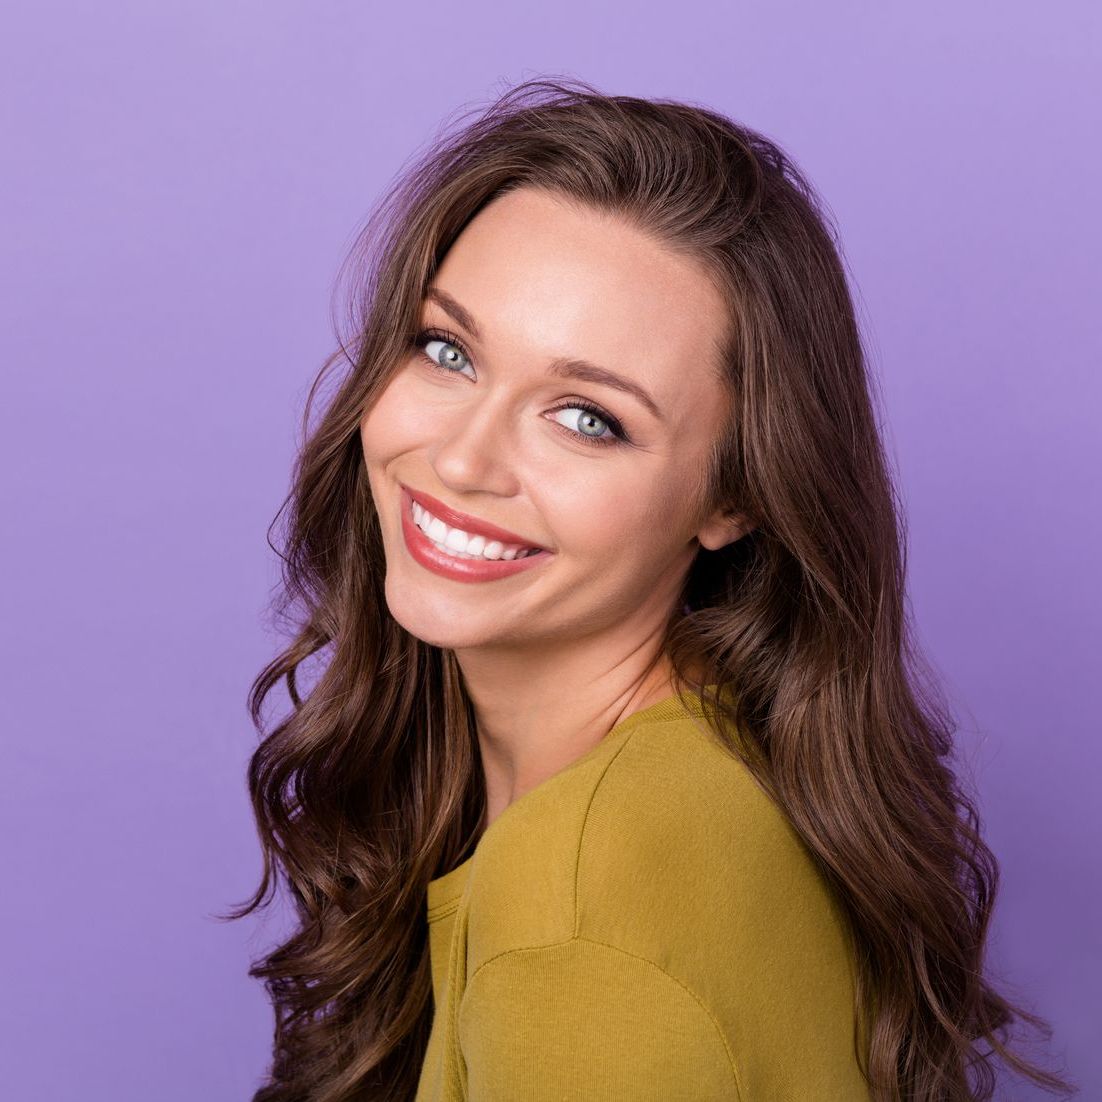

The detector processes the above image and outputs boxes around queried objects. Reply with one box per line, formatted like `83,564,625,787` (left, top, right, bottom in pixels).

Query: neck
457,629,700,833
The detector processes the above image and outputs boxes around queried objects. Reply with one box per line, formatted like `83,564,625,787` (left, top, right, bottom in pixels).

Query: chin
382,586,499,650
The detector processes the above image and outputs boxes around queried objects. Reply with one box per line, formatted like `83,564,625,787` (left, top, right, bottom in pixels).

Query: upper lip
401,483,550,551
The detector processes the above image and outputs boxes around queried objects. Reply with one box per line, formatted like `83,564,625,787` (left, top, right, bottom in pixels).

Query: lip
399,486,553,583
399,482,549,550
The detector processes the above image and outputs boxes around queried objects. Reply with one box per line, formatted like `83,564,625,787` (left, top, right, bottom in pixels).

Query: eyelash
410,327,630,448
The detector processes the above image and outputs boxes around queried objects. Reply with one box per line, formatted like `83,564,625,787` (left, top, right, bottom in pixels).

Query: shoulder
578,708,858,959
458,708,749,1100
463,707,870,1098
467,702,853,963
578,711,869,1097
580,708,838,938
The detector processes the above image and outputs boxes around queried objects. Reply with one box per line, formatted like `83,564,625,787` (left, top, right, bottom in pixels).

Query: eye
410,327,631,449
546,400,628,448
413,328,476,380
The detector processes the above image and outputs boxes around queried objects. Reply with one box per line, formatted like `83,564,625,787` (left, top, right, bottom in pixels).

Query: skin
360,186,751,835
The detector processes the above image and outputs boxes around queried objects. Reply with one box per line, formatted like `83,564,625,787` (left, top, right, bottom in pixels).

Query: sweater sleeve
456,936,741,1102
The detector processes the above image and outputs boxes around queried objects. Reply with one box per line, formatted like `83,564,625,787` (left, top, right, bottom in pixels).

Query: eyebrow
425,286,664,422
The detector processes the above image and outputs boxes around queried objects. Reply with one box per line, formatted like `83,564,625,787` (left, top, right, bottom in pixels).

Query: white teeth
411,500,540,562
444,526,467,553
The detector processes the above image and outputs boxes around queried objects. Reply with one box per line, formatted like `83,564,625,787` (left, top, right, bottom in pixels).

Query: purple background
3,2,1097,1098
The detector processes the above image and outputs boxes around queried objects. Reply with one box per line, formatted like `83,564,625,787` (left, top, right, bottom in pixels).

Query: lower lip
399,487,553,583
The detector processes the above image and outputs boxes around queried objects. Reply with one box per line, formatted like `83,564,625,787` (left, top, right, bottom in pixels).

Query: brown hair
220,77,1076,1101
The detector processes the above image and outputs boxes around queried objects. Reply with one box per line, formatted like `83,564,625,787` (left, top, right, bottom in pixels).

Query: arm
456,936,742,1102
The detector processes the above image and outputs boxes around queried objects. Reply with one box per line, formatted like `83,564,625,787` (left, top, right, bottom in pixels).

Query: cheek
578,478,695,569
359,374,423,463
546,484,668,565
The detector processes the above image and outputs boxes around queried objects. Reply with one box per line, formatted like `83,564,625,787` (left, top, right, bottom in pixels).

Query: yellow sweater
416,687,871,1100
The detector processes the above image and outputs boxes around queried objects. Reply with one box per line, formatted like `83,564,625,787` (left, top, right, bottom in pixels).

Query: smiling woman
221,77,1074,1102
357,184,745,695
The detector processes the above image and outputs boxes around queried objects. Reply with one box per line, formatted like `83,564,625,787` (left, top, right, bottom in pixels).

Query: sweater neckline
426,684,717,915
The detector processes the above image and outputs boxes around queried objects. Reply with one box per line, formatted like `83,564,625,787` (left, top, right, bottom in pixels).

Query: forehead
428,188,730,416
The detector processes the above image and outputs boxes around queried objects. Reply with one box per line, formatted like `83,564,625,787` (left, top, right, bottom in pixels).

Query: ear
695,505,755,552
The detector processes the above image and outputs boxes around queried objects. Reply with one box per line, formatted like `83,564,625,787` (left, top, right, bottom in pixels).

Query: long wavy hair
221,77,1076,1101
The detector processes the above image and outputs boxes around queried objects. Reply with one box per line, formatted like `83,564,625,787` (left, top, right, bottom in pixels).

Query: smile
411,499,541,560
401,482,548,549
398,486,553,583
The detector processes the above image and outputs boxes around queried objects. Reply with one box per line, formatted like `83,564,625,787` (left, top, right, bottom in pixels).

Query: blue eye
410,328,631,449
546,400,626,447
415,328,475,379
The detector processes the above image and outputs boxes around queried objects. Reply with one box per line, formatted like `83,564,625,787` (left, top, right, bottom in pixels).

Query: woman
225,78,1074,1101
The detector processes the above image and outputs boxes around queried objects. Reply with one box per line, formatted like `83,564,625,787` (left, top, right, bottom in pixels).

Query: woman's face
360,186,742,653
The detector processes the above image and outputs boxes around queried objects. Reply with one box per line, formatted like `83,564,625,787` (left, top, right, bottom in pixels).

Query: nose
429,393,520,498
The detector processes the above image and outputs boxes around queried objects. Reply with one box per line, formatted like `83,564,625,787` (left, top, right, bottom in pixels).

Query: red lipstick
398,485,553,584
400,483,548,550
